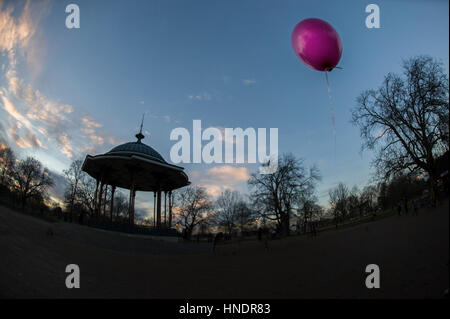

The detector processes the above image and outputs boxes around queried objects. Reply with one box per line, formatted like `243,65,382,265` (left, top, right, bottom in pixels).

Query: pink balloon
291,18,342,72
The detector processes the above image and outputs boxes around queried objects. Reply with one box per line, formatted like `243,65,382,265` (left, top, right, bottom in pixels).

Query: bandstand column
94,178,99,215
103,184,108,216
98,179,105,217
157,190,162,228
168,191,173,228
128,171,136,225
164,191,167,228
110,185,116,221
153,192,156,228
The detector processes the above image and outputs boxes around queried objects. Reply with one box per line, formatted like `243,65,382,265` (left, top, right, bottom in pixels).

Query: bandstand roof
82,131,190,192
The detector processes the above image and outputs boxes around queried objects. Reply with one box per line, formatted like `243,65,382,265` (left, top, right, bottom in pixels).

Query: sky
0,0,448,217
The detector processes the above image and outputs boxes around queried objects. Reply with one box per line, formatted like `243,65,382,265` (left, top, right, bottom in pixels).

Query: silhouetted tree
13,156,53,208
76,174,97,215
0,145,15,187
213,191,256,235
347,186,361,219
329,182,350,226
174,186,212,240
360,184,378,216
296,196,322,233
352,56,449,205
213,189,241,235
235,200,256,234
63,159,84,216
248,153,321,236
377,182,389,210
113,192,129,220
385,173,426,208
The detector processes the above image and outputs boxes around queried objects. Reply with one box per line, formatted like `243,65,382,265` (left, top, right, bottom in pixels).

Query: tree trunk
21,194,26,211
168,191,173,228
186,226,194,240
428,173,437,207
282,212,290,237
303,215,308,234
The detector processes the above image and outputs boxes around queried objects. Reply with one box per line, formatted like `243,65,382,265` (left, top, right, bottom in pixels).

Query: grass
0,199,59,223
215,208,398,246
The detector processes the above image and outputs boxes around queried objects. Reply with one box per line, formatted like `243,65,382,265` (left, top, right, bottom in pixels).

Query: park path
0,199,448,298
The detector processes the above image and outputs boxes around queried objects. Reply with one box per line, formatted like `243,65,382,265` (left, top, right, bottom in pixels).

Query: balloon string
325,71,336,156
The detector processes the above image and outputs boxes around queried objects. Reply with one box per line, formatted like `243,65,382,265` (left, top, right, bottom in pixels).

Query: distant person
213,232,224,252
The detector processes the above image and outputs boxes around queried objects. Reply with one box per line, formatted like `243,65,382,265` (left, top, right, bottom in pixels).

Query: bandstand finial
135,113,145,143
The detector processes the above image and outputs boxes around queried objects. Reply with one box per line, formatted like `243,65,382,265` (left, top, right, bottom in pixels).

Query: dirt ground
0,199,448,298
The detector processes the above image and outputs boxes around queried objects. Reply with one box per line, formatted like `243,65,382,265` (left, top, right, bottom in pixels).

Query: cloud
189,165,250,196
81,145,94,153
9,120,44,149
201,184,234,197
46,169,68,203
141,110,174,124
134,201,154,219
58,133,73,158
108,136,118,145
82,128,95,135
0,2,117,160
0,1,37,68
89,134,105,146
1,95,47,150
0,0,49,74
242,79,256,85
188,92,211,101
81,116,102,129
1,75,76,155
0,122,6,143
207,165,249,184
6,70,75,128
0,93,33,130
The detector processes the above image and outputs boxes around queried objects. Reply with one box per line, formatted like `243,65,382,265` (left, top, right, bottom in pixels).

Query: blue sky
0,0,448,215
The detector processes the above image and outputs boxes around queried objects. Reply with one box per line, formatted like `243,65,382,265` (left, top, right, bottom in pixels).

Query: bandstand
81,123,189,229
